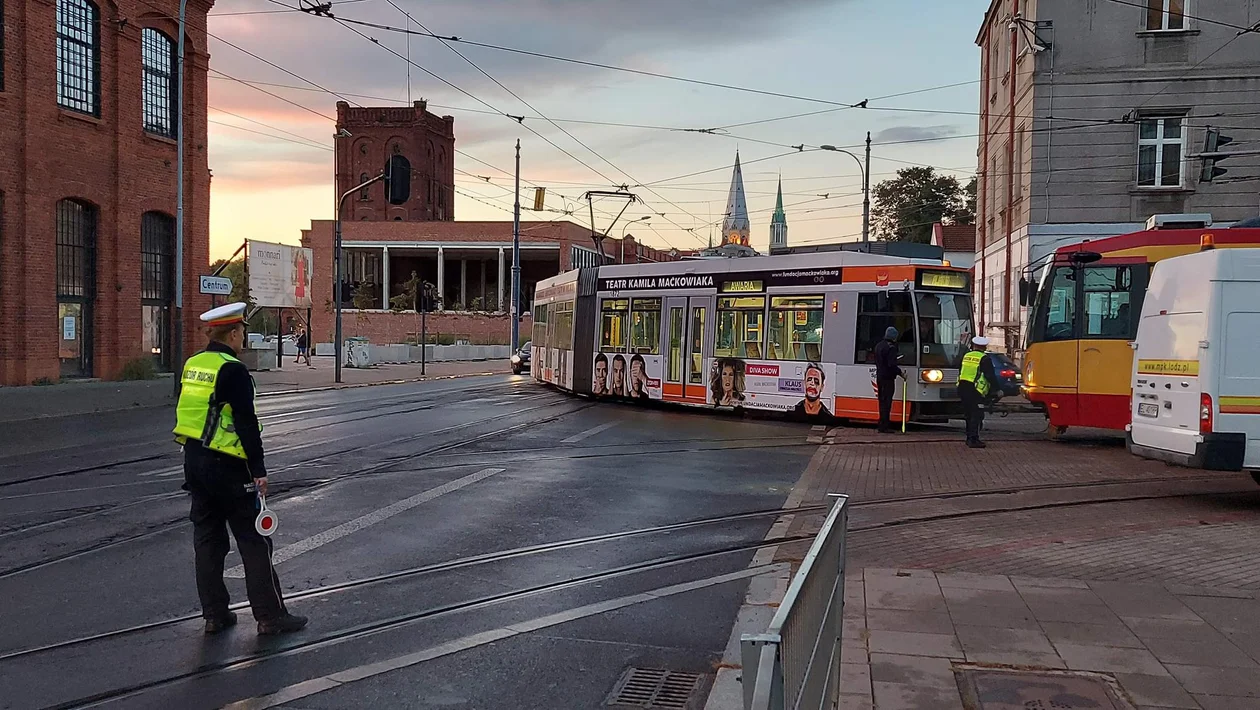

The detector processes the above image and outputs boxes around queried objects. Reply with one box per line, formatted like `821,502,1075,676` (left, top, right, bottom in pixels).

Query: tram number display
917,270,970,291
708,358,835,420
720,280,764,293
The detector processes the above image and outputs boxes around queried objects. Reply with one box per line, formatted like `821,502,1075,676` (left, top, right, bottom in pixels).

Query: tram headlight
921,369,945,384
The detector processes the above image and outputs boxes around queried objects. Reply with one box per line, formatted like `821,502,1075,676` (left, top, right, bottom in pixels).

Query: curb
704,445,825,710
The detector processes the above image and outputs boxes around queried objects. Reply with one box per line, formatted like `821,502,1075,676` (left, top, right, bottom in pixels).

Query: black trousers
185,448,286,622
877,377,896,430
960,384,985,442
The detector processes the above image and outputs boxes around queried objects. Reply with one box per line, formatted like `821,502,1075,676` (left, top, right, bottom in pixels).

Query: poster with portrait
592,352,662,400
706,358,836,420
247,240,314,309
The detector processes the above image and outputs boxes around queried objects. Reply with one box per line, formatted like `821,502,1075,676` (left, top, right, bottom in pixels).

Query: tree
955,177,977,226
871,167,969,243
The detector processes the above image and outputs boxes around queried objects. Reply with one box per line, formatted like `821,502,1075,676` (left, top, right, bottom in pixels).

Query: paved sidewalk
0,357,511,422
843,568,1260,710
711,418,1260,710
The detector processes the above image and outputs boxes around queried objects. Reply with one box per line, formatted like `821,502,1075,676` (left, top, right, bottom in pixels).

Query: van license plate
1138,402,1160,418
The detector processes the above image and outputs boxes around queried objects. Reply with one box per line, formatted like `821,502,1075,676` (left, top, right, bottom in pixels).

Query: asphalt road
0,374,816,709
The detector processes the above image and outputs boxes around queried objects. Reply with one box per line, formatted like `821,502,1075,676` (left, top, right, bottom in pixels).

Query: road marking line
225,467,506,578
560,421,620,444
222,565,769,710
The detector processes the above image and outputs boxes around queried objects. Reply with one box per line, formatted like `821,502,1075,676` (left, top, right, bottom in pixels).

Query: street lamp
620,216,651,263
334,171,385,384
820,132,872,243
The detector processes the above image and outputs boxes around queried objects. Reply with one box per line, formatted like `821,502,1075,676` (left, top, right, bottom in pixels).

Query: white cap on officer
972,336,990,347
200,302,247,327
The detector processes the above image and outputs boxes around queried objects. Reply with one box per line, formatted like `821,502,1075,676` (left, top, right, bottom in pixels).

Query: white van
1128,242,1260,485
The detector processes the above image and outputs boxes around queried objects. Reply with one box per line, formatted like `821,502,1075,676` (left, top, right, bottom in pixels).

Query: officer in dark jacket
174,303,308,636
873,326,904,433
958,336,999,448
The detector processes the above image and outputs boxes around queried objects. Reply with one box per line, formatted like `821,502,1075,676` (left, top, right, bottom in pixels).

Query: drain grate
956,667,1137,710
606,668,702,709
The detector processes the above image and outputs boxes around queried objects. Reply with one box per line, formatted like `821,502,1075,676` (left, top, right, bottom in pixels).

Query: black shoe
204,612,238,635
966,439,987,449
258,613,309,636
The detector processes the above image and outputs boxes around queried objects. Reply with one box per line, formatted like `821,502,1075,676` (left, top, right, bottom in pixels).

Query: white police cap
200,302,248,326
972,336,990,346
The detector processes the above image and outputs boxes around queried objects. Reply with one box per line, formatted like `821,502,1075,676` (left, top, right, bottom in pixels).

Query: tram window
667,307,684,382
630,298,662,354
600,298,629,352
1038,266,1078,342
767,296,823,361
689,307,705,385
916,292,974,368
1083,266,1134,339
715,296,766,359
532,303,548,348
554,300,574,350
854,292,915,364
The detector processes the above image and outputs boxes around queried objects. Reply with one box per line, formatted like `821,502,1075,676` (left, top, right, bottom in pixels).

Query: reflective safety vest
172,351,258,460
959,350,991,397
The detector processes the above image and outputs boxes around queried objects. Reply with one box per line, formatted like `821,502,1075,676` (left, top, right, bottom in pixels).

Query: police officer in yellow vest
958,336,998,449
174,303,308,636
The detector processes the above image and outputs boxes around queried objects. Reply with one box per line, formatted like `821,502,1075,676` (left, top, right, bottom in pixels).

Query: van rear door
1131,311,1204,457
1217,287,1260,469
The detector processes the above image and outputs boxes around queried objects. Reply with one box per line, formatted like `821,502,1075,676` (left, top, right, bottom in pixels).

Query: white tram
530,251,974,423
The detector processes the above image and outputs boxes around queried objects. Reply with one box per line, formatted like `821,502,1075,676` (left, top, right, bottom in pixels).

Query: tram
531,251,975,423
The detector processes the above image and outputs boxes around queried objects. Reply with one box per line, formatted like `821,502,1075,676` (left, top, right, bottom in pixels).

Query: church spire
721,152,751,247
769,175,788,251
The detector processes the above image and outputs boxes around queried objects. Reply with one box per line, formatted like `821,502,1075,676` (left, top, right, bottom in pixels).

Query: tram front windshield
915,292,973,368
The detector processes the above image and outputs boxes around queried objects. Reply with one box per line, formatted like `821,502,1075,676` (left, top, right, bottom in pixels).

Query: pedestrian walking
294,325,311,367
873,326,904,433
173,302,308,636
958,336,998,449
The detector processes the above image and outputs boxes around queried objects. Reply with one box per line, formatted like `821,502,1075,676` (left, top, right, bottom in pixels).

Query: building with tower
769,177,789,253
334,101,456,222
721,152,751,247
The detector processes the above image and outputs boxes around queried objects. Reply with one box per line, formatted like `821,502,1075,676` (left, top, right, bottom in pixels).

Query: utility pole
863,132,872,244
172,0,189,396
511,140,522,353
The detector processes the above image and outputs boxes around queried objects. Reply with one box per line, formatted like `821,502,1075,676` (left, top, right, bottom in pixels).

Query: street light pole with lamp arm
333,168,385,384
620,216,651,263
820,132,872,243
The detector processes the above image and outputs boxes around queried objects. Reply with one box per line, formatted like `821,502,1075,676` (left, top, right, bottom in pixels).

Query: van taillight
1200,393,1213,435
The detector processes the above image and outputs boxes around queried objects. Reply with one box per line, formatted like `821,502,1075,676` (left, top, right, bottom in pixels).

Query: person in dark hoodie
873,326,905,433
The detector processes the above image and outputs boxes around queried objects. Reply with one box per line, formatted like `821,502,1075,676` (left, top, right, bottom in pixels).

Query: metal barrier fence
741,494,849,710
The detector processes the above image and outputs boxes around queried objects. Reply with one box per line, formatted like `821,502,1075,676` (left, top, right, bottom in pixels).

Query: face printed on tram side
611,355,627,396
593,353,608,395
630,354,647,397
804,364,824,403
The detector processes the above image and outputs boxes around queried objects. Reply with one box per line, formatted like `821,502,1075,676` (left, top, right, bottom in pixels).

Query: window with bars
1145,0,1186,31
141,28,176,138
359,173,370,200
141,212,173,303
57,0,100,116
1137,116,1185,188
56,199,97,300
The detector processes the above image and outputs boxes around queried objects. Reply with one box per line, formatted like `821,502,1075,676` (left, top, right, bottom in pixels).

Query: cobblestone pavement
718,416,1260,710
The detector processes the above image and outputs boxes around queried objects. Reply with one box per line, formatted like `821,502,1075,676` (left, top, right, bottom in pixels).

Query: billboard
247,240,313,308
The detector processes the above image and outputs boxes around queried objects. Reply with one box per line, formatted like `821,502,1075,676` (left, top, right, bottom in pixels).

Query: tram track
0,399,591,578
0,381,532,488
36,534,811,710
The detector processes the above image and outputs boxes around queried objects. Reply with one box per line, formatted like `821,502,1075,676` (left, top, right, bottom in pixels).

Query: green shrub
32,376,58,386
117,358,158,381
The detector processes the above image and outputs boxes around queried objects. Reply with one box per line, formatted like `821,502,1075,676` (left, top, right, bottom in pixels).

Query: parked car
986,352,1023,397
511,341,531,375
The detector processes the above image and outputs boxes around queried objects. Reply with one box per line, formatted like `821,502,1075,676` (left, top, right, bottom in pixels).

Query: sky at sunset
206,0,989,260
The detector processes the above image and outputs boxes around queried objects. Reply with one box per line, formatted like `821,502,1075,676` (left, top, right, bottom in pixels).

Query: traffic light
384,155,411,204
1200,126,1234,183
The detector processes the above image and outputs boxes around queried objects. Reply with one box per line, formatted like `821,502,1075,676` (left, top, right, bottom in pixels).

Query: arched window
56,199,97,376
141,28,177,138
359,173,370,200
56,0,100,116
141,212,174,367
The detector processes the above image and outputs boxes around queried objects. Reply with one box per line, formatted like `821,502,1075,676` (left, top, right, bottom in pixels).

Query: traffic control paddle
255,494,278,537
901,382,907,434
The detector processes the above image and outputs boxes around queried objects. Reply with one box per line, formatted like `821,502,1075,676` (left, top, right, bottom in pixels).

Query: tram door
685,297,708,401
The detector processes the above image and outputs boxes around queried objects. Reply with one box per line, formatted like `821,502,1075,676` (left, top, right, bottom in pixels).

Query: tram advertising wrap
592,353,662,400
707,359,835,419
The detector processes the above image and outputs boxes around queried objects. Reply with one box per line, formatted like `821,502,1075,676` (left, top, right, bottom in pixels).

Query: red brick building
0,0,213,385
302,219,679,345
334,101,456,222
